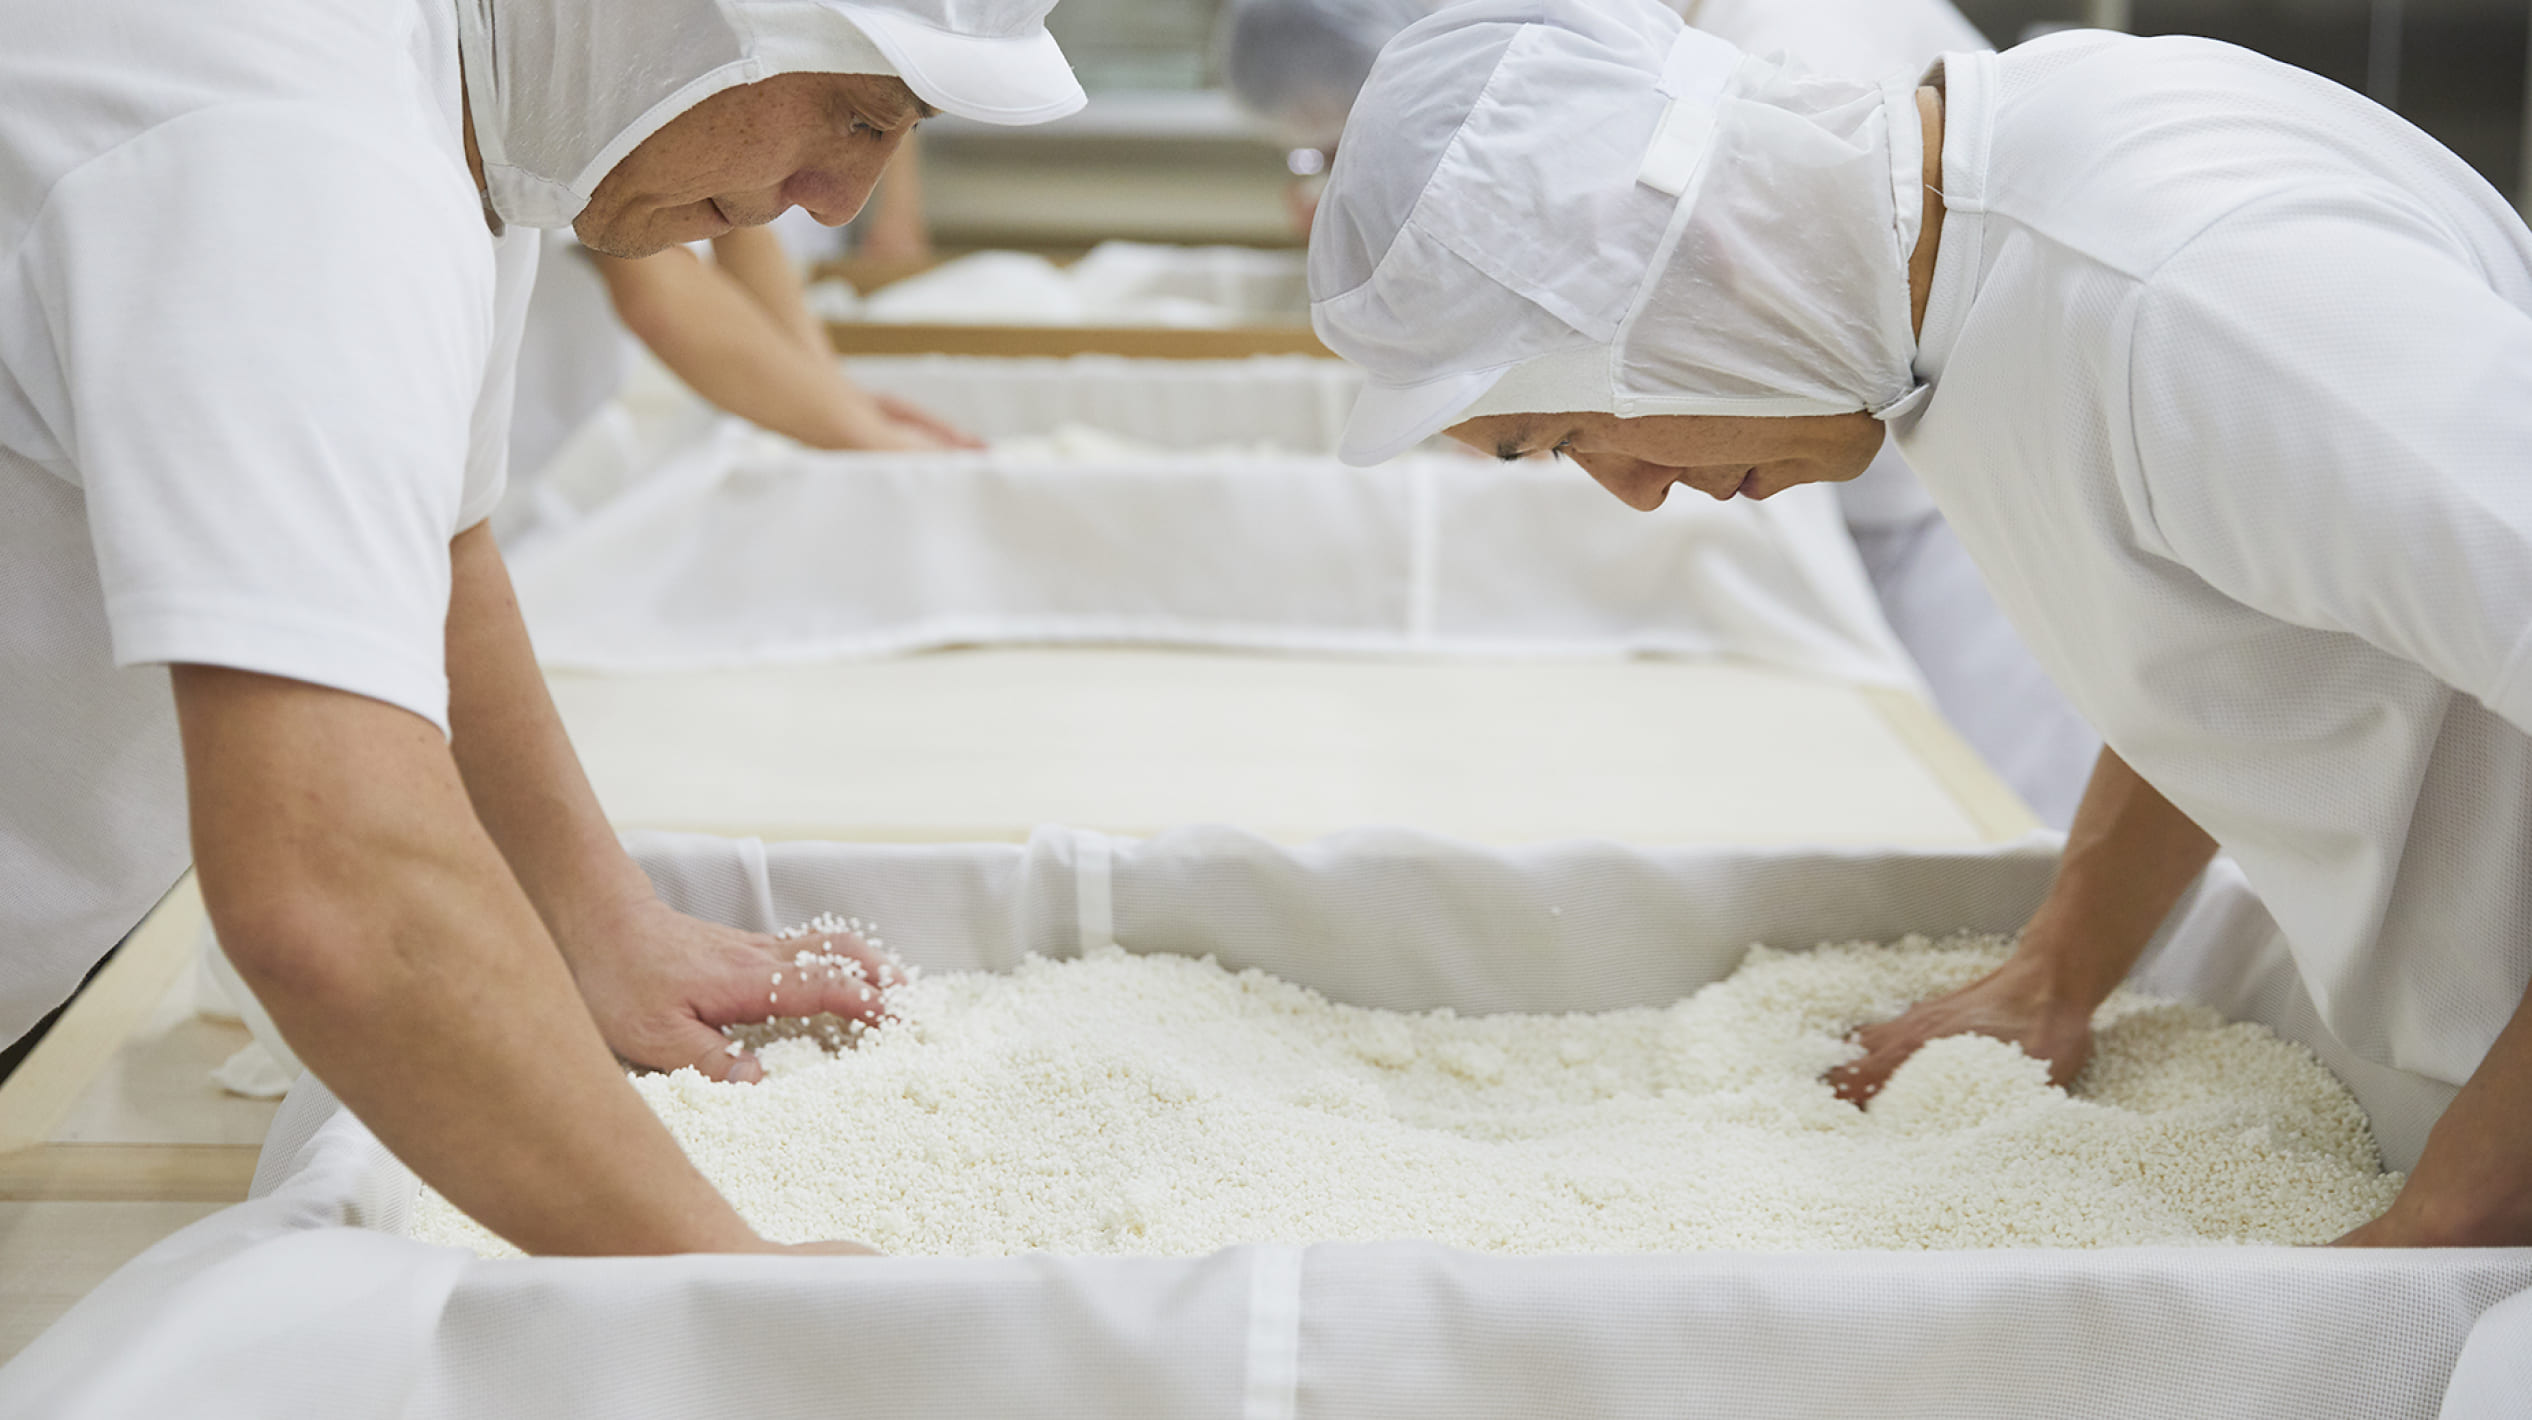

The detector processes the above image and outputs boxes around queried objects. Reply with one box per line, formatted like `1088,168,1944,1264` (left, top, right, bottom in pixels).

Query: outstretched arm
2339,976,2532,1247
176,662,773,1256
852,139,932,264
1827,746,2215,1102
592,239,974,450
444,521,893,1083
707,224,832,358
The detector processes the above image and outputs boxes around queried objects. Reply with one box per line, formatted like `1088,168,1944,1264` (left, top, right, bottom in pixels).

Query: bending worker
1309,0,2532,1247
1221,0,2101,825
0,0,1081,1256
508,214,976,546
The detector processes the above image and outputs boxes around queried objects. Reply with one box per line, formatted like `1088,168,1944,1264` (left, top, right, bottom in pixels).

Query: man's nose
1581,456,1670,513
786,146,896,226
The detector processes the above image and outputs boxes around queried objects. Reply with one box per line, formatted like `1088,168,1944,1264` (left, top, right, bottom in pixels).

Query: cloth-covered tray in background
505,354,1917,689
2,828,2524,1418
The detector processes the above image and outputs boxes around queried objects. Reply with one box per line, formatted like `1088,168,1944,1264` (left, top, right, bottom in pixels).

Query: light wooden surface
550,649,2038,847
0,874,275,1205
823,321,1330,360
0,1201,227,1365
0,876,269,1366
1859,686,2045,842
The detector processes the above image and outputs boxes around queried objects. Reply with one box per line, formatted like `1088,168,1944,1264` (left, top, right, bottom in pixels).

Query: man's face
1445,409,1885,509
576,73,931,257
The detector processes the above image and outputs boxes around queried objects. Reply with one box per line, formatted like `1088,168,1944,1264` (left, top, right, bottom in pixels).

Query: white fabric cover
1309,0,1923,463
1896,34,2532,1090
504,359,1917,686
844,353,1353,442
5,830,2527,1418
457,0,1084,230
2440,1286,2532,1419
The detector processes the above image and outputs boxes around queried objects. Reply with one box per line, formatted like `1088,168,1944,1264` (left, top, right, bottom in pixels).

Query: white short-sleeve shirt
1897,32,2532,1085
0,0,535,1041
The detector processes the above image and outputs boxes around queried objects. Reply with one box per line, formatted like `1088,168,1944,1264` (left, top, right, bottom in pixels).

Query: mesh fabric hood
1307,0,1927,464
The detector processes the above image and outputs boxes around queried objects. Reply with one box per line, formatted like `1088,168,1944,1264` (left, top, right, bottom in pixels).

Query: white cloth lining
1072,827,1115,952
1241,1246,1304,1420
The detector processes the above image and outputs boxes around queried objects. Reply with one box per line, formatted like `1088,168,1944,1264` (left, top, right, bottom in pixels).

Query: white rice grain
412,935,2399,1257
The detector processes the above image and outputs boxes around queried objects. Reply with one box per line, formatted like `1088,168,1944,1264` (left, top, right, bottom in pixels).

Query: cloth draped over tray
4,829,2525,1419
504,356,1918,688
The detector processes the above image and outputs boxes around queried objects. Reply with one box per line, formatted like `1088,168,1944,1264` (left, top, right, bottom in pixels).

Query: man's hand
558,895,903,1083
438,523,911,1084
2335,972,2532,1249
1828,954,2097,1103
1824,747,2215,1107
873,392,983,450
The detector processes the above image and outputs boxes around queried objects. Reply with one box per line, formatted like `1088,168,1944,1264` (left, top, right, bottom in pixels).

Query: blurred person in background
509,144,969,538
512,222,978,501
1219,0,2102,828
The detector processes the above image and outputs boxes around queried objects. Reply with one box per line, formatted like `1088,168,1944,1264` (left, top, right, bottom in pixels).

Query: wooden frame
813,250,1329,362
1859,686,2045,842
0,877,261,1204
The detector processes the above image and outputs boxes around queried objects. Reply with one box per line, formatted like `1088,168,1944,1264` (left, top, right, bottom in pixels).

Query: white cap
1307,0,1925,466
457,0,1086,230
827,0,1087,126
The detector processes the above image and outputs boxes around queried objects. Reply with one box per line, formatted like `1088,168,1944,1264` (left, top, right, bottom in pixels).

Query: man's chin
570,206,703,259
570,216,652,259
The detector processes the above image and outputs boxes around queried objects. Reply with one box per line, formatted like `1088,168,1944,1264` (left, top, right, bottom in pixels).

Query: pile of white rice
412,934,2399,1257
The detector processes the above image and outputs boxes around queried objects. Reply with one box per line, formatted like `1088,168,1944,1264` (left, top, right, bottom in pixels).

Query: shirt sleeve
23,103,495,733
2127,193,2532,737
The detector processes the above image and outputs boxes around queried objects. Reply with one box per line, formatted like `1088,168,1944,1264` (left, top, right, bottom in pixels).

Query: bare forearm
2018,746,2219,1005
444,523,652,947
856,140,931,264
2342,968,2532,1247
596,246,885,448
1832,747,2218,1104
175,666,758,1256
708,224,829,357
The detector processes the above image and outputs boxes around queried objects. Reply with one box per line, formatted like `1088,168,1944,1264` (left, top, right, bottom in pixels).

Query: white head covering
456,0,1086,229
1307,0,1925,466
1215,0,1435,151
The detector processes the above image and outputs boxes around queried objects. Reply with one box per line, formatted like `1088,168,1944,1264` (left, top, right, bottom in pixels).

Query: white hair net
1307,0,1927,465
1690,0,1985,86
1215,0,1436,151
456,0,1086,230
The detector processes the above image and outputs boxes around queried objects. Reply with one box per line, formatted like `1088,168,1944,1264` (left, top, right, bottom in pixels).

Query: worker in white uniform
506,221,978,541
1309,0,2532,1247
1219,0,2101,826
0,0,1082,1256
